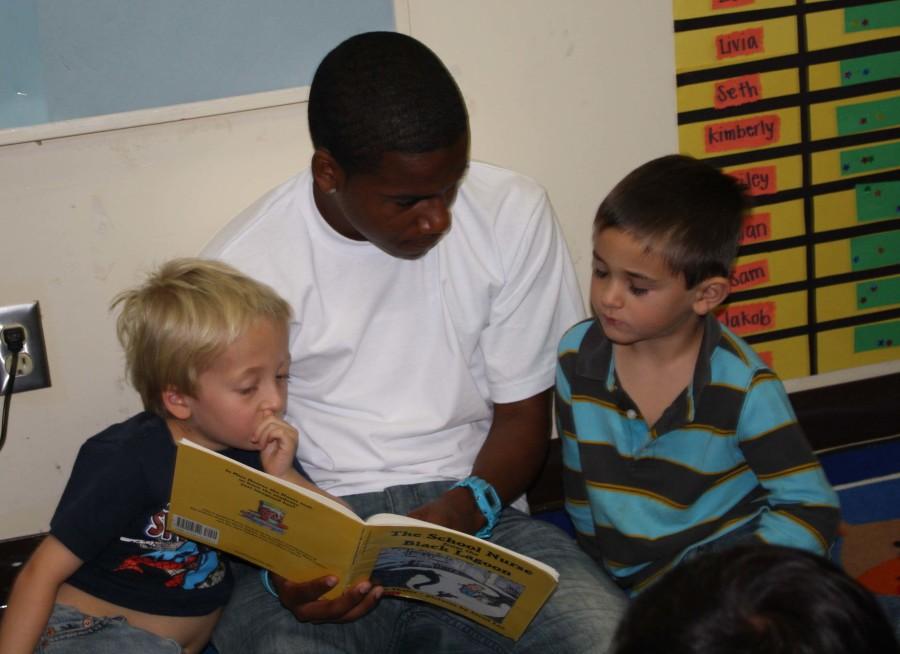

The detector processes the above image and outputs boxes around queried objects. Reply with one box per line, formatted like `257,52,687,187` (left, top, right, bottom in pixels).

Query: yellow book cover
167,439,559,640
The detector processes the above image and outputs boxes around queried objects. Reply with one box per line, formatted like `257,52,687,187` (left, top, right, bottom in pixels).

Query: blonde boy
556,155,840,595
0,259,328,653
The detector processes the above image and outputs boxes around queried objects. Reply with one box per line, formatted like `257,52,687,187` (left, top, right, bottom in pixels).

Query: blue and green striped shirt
556,315,840,594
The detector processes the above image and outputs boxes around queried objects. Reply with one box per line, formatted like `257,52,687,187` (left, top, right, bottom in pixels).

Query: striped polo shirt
556,315,840,594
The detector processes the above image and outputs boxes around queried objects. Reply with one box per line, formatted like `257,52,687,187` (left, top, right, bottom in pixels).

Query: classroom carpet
820,436,900,598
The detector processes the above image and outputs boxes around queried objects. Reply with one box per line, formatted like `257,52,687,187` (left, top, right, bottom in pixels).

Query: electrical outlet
0,302,51,394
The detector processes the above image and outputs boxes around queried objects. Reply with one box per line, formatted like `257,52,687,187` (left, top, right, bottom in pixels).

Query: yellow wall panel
739,199,805,245
814,189,860,232
810,138,900,184
817,282,858,322
676,69,798,113
817,320,900,373
718,290,807,337
721,155,803,194
732,247,807,293
809,90,900,140
673,0,795,21
673,0,900,377
816,274,900,321
813,186,899,233
808,60,844,92
679,107,801,157
811,149,845,185
748,335,810,379
815,240,851,277
806,8,900,51
674,17,798,73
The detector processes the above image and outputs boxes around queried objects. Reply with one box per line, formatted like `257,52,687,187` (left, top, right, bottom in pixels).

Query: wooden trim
789,372,900,451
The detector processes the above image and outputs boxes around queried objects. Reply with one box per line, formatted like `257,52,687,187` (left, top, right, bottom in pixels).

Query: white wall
0,2,677,539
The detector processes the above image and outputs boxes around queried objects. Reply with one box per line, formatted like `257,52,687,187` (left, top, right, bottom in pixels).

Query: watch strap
452,476,502,539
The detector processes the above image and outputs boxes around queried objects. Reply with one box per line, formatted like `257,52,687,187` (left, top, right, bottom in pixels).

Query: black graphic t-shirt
50,412,273,617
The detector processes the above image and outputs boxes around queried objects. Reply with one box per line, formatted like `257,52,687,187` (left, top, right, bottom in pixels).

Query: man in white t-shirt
204,31,625,653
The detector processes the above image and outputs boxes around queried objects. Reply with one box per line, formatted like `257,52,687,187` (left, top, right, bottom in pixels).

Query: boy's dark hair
594,154,749,288
308,31,469,175
612,544,900,654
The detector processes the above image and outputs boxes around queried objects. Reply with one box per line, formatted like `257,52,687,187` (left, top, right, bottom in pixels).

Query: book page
353,514,559,640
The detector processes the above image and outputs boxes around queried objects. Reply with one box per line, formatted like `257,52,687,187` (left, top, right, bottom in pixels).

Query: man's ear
311,148,345,196
693,276,730,316
162,386,192,421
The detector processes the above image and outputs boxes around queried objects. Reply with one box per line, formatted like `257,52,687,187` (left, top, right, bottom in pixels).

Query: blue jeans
36,604,182,653
212,481,626,653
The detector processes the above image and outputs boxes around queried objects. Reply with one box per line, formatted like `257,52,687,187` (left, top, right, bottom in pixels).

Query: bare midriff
56,582,221,654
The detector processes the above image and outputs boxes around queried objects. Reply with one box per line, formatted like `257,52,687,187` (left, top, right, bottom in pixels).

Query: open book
167,439,559,640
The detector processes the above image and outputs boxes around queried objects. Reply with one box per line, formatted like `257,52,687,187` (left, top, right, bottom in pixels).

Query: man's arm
405,177,582,533
408,388,552,533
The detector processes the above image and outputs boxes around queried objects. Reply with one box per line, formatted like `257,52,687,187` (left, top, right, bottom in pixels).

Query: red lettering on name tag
740,212,772,244
716,27,765,60
729,166,777,196
713,0,755,8
714,74,762,109
717,301,776,336
730,259,770,291
706,114,781,152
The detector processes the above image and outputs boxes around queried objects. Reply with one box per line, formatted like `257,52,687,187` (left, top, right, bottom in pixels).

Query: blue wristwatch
452,476,502,539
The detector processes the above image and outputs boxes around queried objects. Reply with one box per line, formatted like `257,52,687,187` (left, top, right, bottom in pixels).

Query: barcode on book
171,514,220,544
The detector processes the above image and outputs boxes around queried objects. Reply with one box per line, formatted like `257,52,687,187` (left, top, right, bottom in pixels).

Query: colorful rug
820,437,900,598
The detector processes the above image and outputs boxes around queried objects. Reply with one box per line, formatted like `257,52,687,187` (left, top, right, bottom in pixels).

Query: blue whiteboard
0,0,395,130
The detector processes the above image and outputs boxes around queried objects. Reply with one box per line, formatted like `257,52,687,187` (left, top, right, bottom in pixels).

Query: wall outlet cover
0,301,51,394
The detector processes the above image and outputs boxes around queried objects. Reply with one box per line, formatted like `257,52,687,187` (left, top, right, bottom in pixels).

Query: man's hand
271,573,382,623
407,486,485,534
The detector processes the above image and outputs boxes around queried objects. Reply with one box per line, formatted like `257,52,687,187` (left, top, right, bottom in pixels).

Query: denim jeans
36,604,182,653
212,481,626,654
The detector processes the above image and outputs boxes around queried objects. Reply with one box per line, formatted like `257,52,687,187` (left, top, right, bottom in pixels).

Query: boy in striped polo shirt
556,154,839,595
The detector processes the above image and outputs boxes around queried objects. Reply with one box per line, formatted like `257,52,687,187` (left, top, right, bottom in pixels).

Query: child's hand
252,412,299,479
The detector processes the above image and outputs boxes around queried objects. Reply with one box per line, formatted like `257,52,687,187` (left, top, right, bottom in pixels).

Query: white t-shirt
202,162,585,496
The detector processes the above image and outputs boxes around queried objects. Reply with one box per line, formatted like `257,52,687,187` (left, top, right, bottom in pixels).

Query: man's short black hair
308,31,469,175
612,544,900,654
594,154,750,288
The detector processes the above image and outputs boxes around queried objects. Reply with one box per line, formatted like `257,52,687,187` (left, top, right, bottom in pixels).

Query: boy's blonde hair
111,258,292,417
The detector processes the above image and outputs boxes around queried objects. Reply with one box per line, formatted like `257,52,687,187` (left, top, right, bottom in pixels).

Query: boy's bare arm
0,535,82,654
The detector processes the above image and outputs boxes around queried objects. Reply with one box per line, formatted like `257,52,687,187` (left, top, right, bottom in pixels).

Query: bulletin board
0,0,395,140
672,0,900,380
